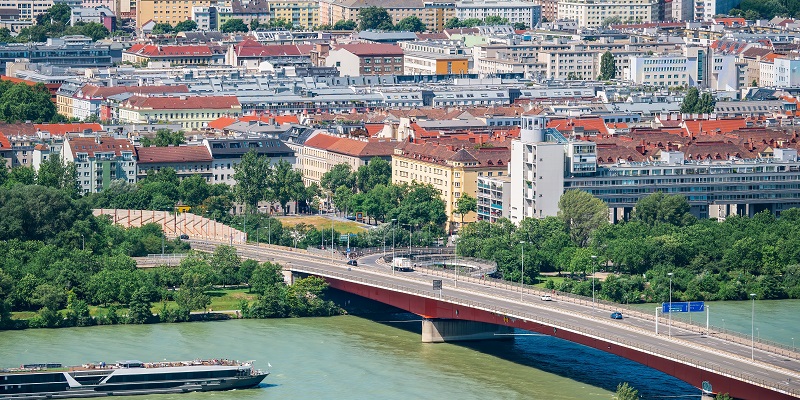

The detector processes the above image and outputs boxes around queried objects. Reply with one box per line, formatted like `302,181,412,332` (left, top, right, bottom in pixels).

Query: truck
392,257,413,272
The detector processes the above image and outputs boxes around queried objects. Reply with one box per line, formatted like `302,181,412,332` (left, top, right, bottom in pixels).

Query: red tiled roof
0,132,9,149
333,43,403,56
135,145,212,164
126,44,212,57
304,133,342,150
207,114,300,130
548,118,610,135
34,123,103,136
304,133,395,158
234,40,312,57
121,95,240,110
364,123,384,136
683,119,749,136
78,84,189,99
67,137,134,158
207,116,237,130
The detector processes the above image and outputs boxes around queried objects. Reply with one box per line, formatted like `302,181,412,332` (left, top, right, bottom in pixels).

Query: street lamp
268,219,272,246
668,272,674,338
520,241,526,301
590,255,598,310
751,293,757,360
81,234,85,251
391,219,397,275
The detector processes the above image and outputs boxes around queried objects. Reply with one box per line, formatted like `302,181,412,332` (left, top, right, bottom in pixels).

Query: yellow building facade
391,142,509,231
318,0,454,32
137,0,211,28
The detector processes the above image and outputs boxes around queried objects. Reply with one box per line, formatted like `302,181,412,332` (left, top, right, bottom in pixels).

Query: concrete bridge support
421,318,513,343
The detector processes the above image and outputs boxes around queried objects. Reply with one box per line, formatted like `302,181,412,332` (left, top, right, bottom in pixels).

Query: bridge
186,239,800,400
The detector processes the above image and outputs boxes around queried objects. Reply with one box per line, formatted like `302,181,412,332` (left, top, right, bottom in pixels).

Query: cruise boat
0,359,268,399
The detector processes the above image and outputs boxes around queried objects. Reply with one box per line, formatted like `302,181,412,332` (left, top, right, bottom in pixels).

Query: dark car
179,234,189,240
610,312,623,320
347,259,358,266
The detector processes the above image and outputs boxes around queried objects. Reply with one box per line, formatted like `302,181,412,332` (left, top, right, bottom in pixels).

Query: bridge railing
290,263,799,398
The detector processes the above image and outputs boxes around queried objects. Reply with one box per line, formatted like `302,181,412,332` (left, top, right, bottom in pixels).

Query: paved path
189,240,800,399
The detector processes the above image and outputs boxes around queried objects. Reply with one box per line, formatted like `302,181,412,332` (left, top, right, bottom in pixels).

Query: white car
541,294,552,301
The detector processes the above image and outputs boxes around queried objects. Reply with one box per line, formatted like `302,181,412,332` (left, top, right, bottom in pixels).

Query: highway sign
433,280,442,290
689,301,705,312
662,302,689,313
662,301,705,313
340,234,349,241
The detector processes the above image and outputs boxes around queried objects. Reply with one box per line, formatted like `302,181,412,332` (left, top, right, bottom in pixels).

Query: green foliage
127,287,153,324
455,193,477,227
444,17,501,28
266,159,307,214
483,16,509,25
632,192,694,226
0,81,60,123
174,19,197,32
601,16,623,27
558,190,609,247
614,382,639,400
151,23,174,35
355,157,391,193
0,184,90,242
221,19,249,33
321,163,354,193
333,19,357,30
599,51,616,80
358,7,393,31
35,156,79,197
680,87,716,114
139,129,185,147
736,0,797,19
395,16,426,32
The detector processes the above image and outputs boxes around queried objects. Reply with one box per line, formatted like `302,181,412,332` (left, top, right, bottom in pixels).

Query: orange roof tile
683,119,748,136
0,132,9,149
34,123,103,136
547,118,610,135
136,145,212,164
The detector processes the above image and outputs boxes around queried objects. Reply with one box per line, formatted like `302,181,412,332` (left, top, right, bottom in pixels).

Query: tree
35,156,78,196
445,17,462,29
151,23,174,35
76,22,110,41
512,22,527,30
265,160,306,214
174,19,197,32
454,193,477,229
355,157,391,193
221,19,249,33
681,87,715,114
233,150,269,212
557,190,608,247
614,382,639,400
127,287,153,324
601,16,623,26
358,7,393,31
599,51,616,80
389,183,447,230
139,129,185,147
212,245,242,287
40,3,71,25
250,262,284,295
320,163,354,193
179,174,210,207
697,91,716,114
484,16,509,25
0,82,59,123
632,192,694,226
333,19,357,30
395,16,426,32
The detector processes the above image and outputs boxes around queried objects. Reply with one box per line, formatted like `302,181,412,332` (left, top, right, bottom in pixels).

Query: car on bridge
347,259,358,266
541,294,552,301
179,234,189,240
610,312,623,320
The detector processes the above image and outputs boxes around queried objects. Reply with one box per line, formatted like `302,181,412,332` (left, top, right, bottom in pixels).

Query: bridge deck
188,240,800,400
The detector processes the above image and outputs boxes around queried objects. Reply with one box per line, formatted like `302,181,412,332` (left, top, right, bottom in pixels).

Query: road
190,240,800,398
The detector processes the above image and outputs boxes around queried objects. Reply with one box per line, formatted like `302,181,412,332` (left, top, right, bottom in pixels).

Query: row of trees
730,0,800,20
458,190,800,303
1,4,110,42
0,81,63,123
680,87,716,114
444,16,527,30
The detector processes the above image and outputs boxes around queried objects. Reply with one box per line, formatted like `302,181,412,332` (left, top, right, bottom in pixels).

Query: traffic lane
191,243,800,390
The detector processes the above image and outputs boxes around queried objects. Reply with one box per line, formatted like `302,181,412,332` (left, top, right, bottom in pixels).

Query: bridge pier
421,318,513,343
282,270,296,285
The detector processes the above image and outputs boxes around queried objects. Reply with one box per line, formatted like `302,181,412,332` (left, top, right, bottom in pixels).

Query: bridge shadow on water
327,289,700,400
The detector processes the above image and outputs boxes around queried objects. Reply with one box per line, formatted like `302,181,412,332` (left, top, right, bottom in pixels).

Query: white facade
557,0,657,27
70,6,113,26
626,54,698,88
509,116,563,223
537,50,597,80
456,0,541,28
671,0,692,21
2,0,54,20
760,60,775,87
773,57,800,88
325,49,360,76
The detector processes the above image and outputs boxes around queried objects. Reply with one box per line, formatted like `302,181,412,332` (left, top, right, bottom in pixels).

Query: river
1,315,704,400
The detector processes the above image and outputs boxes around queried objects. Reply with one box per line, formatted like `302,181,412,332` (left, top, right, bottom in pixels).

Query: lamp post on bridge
751,293,757,360
590,255,598,310
668,272,674,338
520,241,526,301
391,219,397,275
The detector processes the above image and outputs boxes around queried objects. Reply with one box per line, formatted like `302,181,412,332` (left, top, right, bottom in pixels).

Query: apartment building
325,43,404,77
202,137,295,186
403,52,469,75
300,133,395,186
392,141,510,231
136,0,211,28
557,0,657,28
477,175,510,223
455,0,541,28
123,44,223,66
117,95,242,129
0,0,53,21
626,54,699,88
769,57,800,88
61,84,189,120
269,0,318,28
135,145,214,182
0,36,115,73
318,0,455,32
538,49,598,80
62,136,137,194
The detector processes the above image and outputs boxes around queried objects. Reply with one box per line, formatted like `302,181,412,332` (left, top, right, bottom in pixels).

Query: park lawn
278,215,366,234
535,276,567,288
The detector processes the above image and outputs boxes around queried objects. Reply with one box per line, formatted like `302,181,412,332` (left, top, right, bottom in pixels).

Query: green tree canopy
221,19,249,33
632,192,694,226
599,51,616,80
233,150,270,212
484,16,510,25
174,19,197,32
557,190,608,247
455,193,477,228
395,16,426,32
0,81,59,122
358,7,393,31
139,129,185,147
151,22,174,35
614,382,639,400
265,160,307,214
333,19,357,30
320,163,354,193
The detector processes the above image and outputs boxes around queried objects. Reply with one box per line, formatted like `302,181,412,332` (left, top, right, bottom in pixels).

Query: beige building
117,95,241,129
300,132,396,187
392,141,510,231
136,0,211,28
318,0,455,32
557,0,657,28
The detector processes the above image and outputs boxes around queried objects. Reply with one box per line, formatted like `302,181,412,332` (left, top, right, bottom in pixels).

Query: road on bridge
189,240,800,399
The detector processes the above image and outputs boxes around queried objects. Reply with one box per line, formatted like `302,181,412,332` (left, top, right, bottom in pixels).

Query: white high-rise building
557,0,657,28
